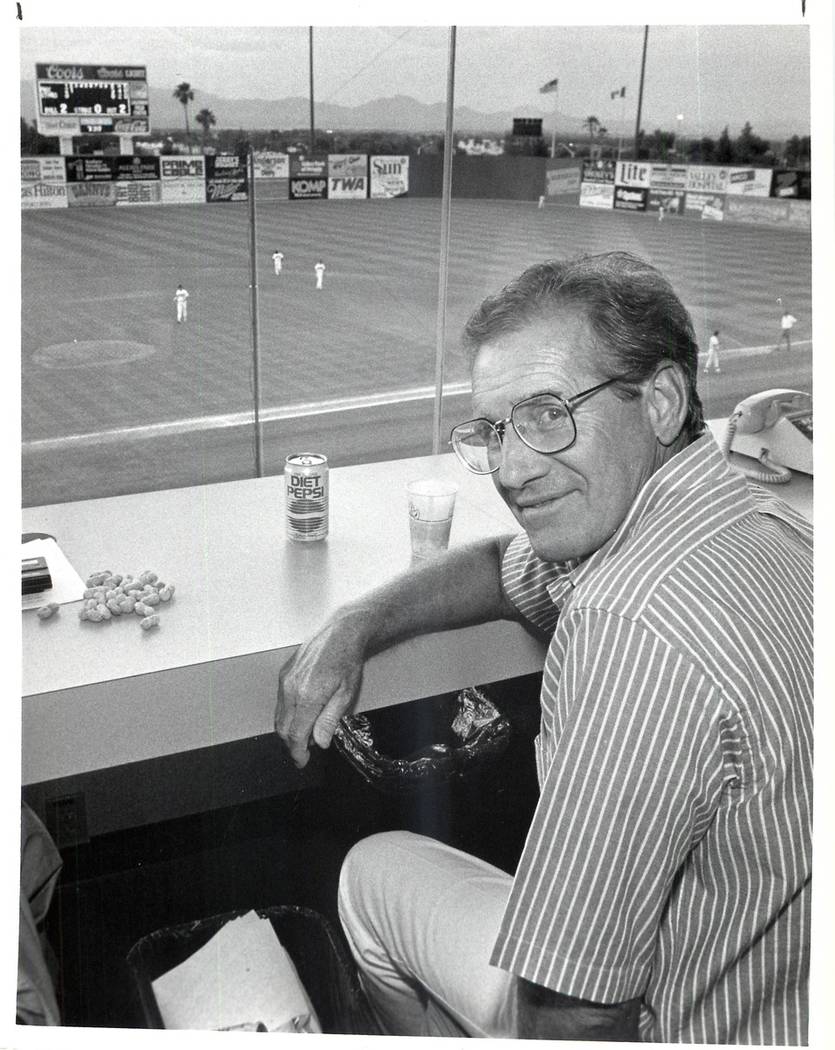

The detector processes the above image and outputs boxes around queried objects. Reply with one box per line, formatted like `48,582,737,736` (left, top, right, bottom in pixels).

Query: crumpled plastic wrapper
333,687,511,794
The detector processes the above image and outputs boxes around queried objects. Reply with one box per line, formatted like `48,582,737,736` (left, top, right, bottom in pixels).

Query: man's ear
646,362,689,446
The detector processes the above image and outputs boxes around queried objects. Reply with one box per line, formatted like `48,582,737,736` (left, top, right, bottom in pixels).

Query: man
778,306,797,351
314,259,326,290
275,252,811,1043
174,283,189,323
272,249,284,276
704,328,721,373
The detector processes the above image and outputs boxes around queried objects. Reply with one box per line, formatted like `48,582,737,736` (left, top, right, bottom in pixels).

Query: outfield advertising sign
160,156,206,204
116,181,163,205
725,167,772,196
65,156,116,182
64,155,160,182
22,181,68,209
21,157,67,184
648,164,688,191
581,159,616,183
205,154,248,202
289,156,328,196
328,154,368,199
161,180,206,204
328,174,367,199
579,182,614,208
545,163,581,198
647,190,684,215
115,156,159,180
66,182,118,207
253,153,289,179
614,161,651,188
684,192,725,220
370,156,409,198
21,156,68,209
290,176,328,200
770,169,811,198
161,157,206,180
724,196,811,228
685,165,728,193
290,156,328,177
613,185,648,211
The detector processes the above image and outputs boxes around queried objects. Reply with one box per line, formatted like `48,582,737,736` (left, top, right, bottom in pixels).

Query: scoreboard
35,63,149,136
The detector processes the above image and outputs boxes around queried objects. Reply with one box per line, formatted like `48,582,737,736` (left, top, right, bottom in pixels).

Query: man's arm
275,535,520,768
517,978,641,1041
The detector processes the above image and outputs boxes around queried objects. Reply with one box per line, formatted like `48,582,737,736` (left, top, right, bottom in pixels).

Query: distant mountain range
20,80,805,142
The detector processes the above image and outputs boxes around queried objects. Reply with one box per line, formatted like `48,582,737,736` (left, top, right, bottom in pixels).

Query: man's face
471,311,664,563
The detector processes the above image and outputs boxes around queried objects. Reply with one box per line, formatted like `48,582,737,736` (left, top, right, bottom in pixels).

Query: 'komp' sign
290,177,328,200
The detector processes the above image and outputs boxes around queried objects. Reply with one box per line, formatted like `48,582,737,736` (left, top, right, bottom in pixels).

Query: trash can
334,686,511,795
126,905,379,1034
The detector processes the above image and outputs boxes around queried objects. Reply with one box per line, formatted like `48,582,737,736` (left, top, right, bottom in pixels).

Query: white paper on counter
21,538,86,612
151,910,322,1032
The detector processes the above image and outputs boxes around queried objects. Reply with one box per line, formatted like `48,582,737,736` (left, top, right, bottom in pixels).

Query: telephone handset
721,389,813,484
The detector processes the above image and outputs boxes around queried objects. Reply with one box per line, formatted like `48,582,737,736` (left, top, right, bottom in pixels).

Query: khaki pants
338,830,517,1037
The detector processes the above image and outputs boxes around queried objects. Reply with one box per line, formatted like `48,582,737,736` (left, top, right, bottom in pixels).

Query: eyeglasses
449,377,623,475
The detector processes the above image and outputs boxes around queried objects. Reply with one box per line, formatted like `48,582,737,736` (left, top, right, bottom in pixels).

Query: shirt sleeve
490,607,734,1003
500,533,563,634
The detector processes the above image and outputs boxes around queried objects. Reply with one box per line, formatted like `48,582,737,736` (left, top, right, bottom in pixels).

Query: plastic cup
406,479,458,560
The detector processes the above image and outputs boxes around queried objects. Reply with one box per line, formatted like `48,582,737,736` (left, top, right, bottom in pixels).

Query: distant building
456,137,505,156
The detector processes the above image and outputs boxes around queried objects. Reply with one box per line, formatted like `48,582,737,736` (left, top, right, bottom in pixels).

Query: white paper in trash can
151,910,321,1031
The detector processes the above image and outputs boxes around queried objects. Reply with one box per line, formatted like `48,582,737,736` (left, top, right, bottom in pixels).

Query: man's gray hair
462,251,705,441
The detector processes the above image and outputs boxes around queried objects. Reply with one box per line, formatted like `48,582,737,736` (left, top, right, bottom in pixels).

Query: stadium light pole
248,147,264,477
633,25,649,160
432,26,457,455
309,27,315,155
676,113,685,159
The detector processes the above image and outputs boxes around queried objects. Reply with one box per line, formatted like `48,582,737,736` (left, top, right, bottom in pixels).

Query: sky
16,2,814,138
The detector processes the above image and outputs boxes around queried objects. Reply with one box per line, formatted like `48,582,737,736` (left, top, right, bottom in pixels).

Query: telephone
720,389,813,483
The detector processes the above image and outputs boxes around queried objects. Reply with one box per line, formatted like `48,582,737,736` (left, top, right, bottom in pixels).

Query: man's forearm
275,534,521,767
337,535,520,655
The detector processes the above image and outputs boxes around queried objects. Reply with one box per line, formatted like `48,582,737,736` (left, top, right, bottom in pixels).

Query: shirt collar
544,433,754,607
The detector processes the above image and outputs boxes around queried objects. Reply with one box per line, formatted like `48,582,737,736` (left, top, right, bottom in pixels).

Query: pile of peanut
38,569,176,631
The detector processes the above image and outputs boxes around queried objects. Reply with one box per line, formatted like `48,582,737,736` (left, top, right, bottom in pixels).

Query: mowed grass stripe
22,199,811,442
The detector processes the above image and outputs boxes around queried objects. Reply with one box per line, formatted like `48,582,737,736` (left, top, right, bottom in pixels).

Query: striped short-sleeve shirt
491,435,812,1044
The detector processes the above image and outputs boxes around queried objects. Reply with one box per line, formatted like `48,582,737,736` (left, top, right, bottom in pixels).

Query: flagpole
617,90,625,161
551,81,558,158
540,77,559,157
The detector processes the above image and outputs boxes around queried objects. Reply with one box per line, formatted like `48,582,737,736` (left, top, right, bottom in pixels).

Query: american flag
540,77,559,94
610,86,626,99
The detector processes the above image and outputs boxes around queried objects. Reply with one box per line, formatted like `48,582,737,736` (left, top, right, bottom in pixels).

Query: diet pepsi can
284,453,329,541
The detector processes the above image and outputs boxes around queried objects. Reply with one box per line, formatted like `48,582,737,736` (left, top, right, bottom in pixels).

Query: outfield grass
21,197,812,503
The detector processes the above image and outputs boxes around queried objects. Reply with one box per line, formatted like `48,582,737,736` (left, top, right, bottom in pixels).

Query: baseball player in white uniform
272,250,284,276
778,308,797,351
314,260,326,290
174,284,189,323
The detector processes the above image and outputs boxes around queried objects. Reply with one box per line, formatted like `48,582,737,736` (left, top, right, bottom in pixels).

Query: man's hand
275,611,367,768
275,538,517,768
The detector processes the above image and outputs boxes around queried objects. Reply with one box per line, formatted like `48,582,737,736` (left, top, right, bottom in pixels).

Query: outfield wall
407,155,548,200
21,153,811,231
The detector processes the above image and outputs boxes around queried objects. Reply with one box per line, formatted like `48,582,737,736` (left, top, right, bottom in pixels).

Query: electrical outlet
45,792,89,848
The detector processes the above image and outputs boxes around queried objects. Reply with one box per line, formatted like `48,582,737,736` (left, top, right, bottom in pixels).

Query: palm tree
173,82,195,147
195,108,217,150
583,115,601,139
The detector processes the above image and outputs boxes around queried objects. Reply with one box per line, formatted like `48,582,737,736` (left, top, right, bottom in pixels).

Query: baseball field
21,194,813,505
